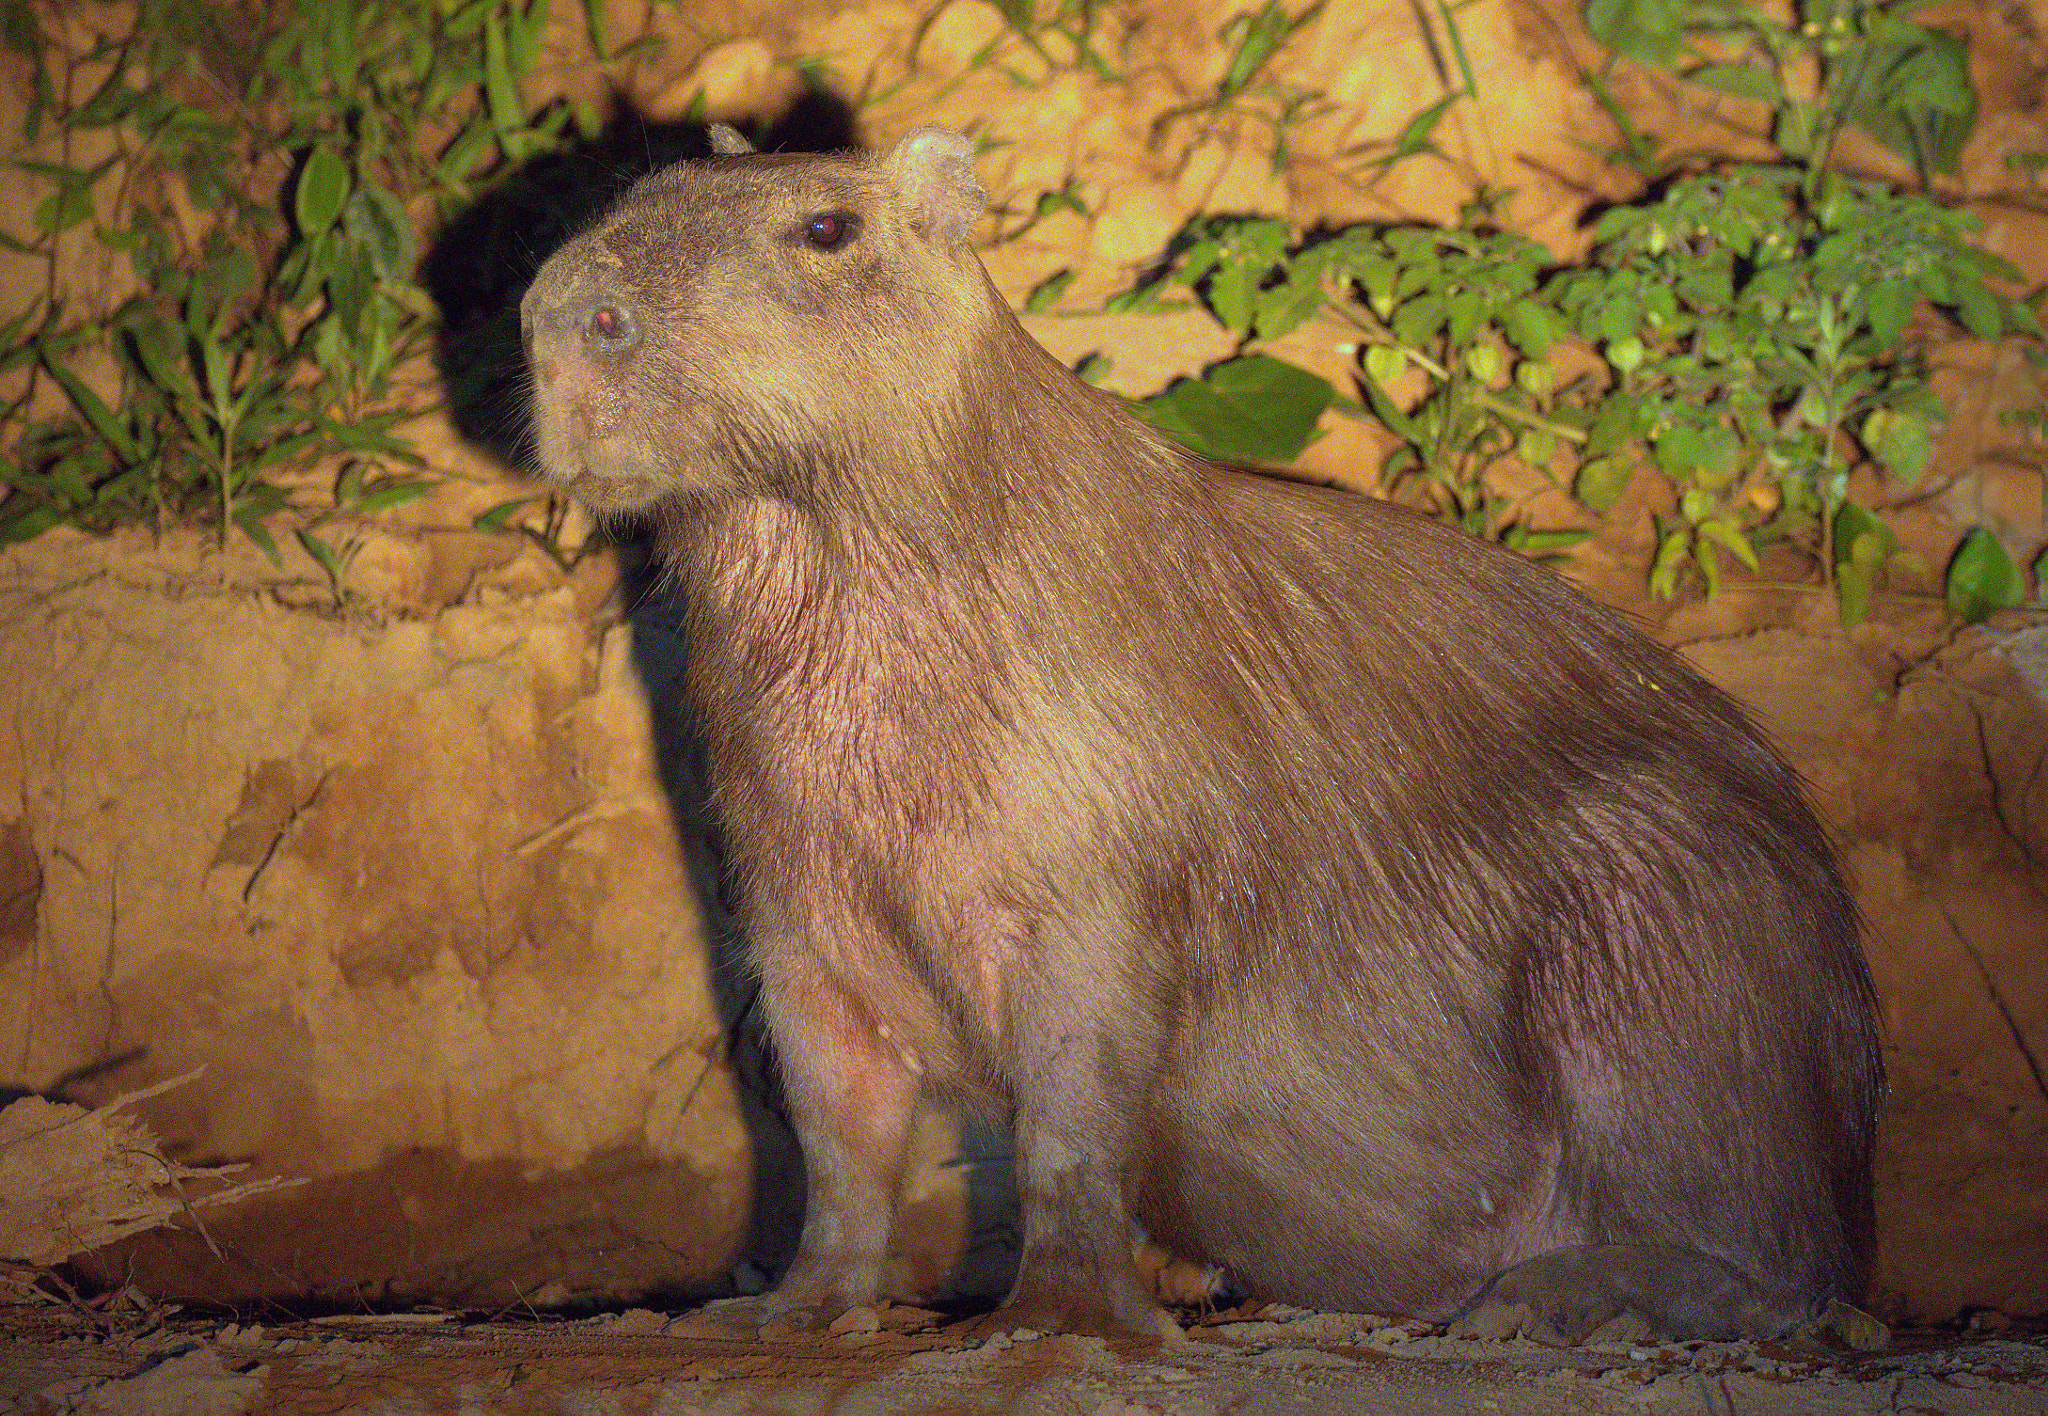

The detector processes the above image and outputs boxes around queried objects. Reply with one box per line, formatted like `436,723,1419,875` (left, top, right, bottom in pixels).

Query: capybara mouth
558,466,661,512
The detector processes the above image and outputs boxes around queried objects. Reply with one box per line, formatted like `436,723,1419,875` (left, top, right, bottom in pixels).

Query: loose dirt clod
0,1074,298,1303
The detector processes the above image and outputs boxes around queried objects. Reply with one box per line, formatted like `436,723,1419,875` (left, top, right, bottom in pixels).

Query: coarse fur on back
521,125,1882,1341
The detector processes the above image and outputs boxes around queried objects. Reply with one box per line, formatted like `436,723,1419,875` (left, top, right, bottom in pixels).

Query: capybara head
521,127,992,514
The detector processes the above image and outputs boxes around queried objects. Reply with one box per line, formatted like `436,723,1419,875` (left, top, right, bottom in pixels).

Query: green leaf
33,182,94,235
1575,455,1632,513
1024,269,1074,313
1686,62,1781,103
506,0,550,74
1502,299,1555,358
1501,525,1588,555
125,320,203,421
232,504,284,566
1134,354,1336,465
1210,260,1256,336
1862,408,1933,483
0,504,62,545
1253,280,1321,341
1849,530,1891,571
1517,428,1557,464
1384,92,1461,163
1446,289,1484,346
296,146,351,234
0,306,36,364
1850,28,1976,176
41,355,136,461
1944,529,2025,624
1102,280,1184,315
474,497,537,532
1175,237,1224,287
1694,537,1722,598
1649,525,1690,598
1654,424,1703,478
1391,296,1445,347
1585,0,1684,66
344,182,416,282
1364,343,1406,387
1836,560,1873,629
73,65,139,127
1776,100,1818,160
1359,369,1420,441
1216,0,1303,99
581,0,611,57
297,528,347,591
1863,279,1916,348
439,114,496,183
1833,501,1898,573
1698,518,1759,571
1951,282,2003,339
348,478,434,515
483,13,527,134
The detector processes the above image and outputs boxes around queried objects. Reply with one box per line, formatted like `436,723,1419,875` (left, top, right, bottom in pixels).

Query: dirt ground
4,0,2047,1410
6,1303,2048,1414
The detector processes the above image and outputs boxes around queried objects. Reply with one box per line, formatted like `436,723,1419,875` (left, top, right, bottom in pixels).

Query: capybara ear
708,123,755,155
882,126,987,245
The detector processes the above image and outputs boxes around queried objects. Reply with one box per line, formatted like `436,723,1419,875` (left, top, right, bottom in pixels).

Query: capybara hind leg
1449,1243,1804,1343
679,952,918,1335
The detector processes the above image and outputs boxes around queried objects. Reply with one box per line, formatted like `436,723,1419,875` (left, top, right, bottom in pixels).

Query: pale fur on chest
680,503,1072,1085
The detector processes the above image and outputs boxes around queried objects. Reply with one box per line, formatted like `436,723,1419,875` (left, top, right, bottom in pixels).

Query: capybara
520,124,1883,1344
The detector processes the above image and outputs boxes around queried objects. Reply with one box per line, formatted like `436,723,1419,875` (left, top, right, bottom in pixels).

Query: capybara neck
657,279,1196,648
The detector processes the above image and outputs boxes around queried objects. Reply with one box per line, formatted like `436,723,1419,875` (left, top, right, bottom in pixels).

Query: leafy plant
1148,1,1334,170
1121,168,2039,622
0,0,577,558
983,0,1120,84
1115,212,1586,550
1585,0,1978,186
1116,0,2043,625
1560,168,2035,616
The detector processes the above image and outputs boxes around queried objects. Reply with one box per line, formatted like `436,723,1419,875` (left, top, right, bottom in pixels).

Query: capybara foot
958,1279,1188,1348
1449,1243,1804,1344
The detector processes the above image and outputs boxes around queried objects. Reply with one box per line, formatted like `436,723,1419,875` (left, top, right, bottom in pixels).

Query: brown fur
521,127,1883,1340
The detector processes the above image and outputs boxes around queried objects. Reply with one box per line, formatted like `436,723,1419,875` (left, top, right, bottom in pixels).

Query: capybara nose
583,301,638,354
520,255,641,359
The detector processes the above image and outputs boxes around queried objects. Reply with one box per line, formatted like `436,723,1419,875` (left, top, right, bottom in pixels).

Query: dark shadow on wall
422,87,1020,1309
613,534,808,1292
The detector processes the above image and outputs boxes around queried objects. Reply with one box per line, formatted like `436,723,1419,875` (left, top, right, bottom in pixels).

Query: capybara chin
520,124,1882,1344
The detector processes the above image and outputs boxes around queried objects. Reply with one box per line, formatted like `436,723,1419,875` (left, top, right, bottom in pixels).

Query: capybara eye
587,304,635,351
805,212,856,250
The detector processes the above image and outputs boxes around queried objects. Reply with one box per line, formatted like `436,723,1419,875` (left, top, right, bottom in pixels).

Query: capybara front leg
985,993,1183,1343
1450,1243,1809,1343
680,956,918,1334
